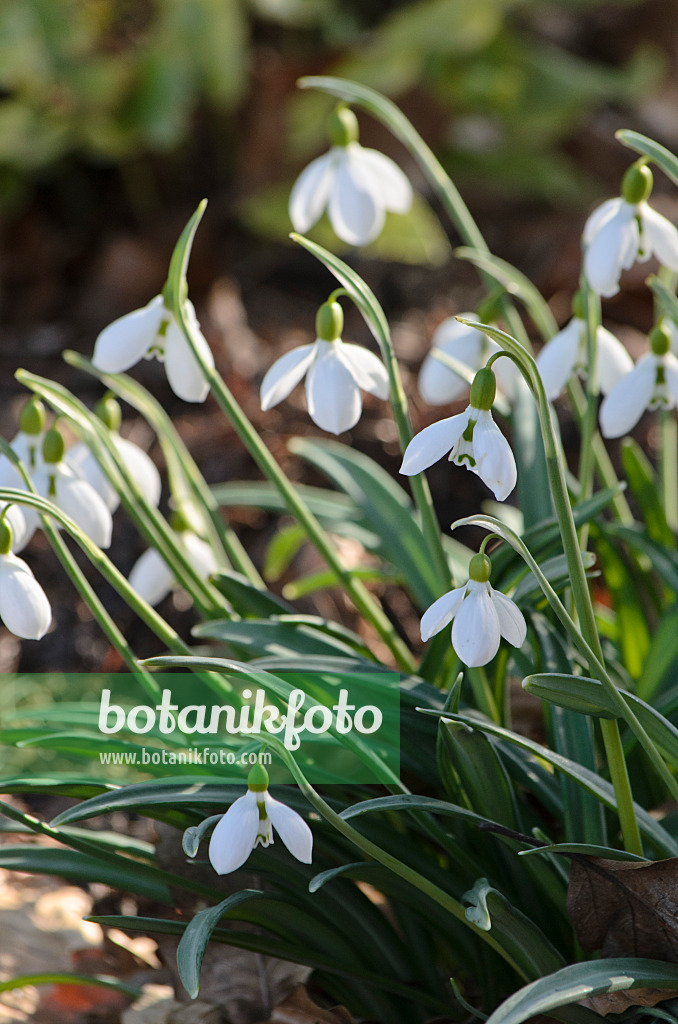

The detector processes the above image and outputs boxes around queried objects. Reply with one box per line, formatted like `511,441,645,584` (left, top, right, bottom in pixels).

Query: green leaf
289,437,444,606
192,615,372,659
591,527,651,680
485,958,678,1024
616,129,678,187
0,973,141,998
418,709,678,857
519,842,645,862
524,672,678,769
462,879,565,979
621,438,676,550
0,845,171,902
177,890,267,997
210,572,293,616
438,719,518,828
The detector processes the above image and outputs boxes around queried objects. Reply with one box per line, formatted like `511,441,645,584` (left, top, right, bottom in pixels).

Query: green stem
660,409,678,532
63,351,263,588
267,739,529,981
599,719,643,856
577,287,600,550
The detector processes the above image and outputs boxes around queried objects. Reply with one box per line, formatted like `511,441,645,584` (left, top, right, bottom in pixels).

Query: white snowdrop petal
419,320,484,405
585,203,638,298
536,320,581,401
66,443,119,512
0,554,51,640
599,354,657,438
260,345,317,411
208,792,261,875
338,343,389,399
596,327,634,396
420,586,466,642
306,347,362,434
472,411,517,501
92,296,164,374
491,588,527,649
266,795,313,864
583,198,624,244
182,531,219,580
56,474,113,549
400,411,469,476
664,352,678,407
641,205,678,273
0,504,29,554
128,547,175,607
163,311,212,403
113,436,162,507
353,147,413,214
329,150,384,246
451,584,501,667
288,151,335,234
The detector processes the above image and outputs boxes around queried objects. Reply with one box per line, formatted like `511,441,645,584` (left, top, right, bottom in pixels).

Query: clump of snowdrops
2,78,678,1024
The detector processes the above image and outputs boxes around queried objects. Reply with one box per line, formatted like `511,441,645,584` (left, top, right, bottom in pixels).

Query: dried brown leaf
567,856,678,1013
253,984,355,1023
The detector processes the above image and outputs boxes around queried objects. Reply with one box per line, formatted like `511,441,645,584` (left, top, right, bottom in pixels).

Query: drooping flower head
536,291,634,401
260,298,389,434
0,516,51,640
599,320,678,438
209,764,313,875
289,104,412,247
401,367,517,501
66,395,161,513
421,552,526,667
418,307,519,407
0,398,48,549
584,161,678,298
92,291,214,403
34,427,113,549
128,509,218,607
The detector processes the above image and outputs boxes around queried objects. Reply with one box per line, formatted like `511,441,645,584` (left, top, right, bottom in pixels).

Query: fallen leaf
253,984,355,1023
567,856,678,1013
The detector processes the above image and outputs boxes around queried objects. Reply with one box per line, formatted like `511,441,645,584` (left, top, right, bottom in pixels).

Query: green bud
572,290,587,321
468,553,492,583
20,398,46,436
315,300,344,342
621,161,653,205
469,367,496,411
95,394,122,432
42,427,65,465
327,104,359,147
169,509,192,533
0,519,13,555
650,322,672,356
247,763,269,792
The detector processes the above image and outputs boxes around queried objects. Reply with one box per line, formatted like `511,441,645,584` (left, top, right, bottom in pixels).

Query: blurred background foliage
0,0,670,263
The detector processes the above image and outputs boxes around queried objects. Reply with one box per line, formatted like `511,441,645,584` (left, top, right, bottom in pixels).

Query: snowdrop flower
0,518,51,640
419,313,519,406
209,764,312,875
421,553,526,667
33,429,113,549
536,292,633,401
92,293,214,403
401,367,517,500
260,299,388,434
0,399,49,548
599,322,678,438
128,513,218,606
66,396,161,513
289,105,412,247
584,161,678,298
